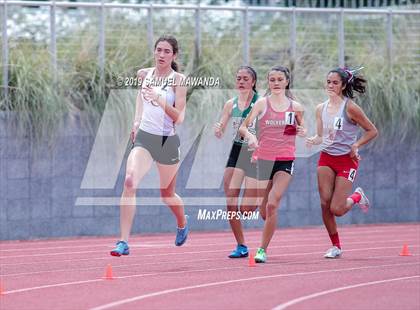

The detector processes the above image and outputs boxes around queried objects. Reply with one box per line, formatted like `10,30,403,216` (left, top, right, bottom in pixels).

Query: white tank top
139,68,176,136
321,97,359,156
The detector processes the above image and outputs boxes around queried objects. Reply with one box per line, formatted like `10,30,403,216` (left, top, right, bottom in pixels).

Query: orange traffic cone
0,281,4,296
104,264,114,279
399,244,412,256
248,253,256,267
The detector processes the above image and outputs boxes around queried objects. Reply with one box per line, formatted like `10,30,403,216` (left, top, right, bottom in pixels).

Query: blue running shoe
175,215,189,246
228,244,249,258
110,240,129,256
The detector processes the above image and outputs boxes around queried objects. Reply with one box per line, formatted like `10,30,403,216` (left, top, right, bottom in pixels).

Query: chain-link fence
1,1,419,101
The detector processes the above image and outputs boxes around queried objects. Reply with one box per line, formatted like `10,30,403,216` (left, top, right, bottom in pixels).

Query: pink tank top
254,97,297,161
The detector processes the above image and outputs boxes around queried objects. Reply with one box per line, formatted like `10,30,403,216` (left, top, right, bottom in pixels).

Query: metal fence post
290,7,297,71
386,9,393,66
99,0,105,80
147,4,154,56
243,7,249,65
194,5,201,63
1,0,8,103
338,8,345,67
50,0,57,83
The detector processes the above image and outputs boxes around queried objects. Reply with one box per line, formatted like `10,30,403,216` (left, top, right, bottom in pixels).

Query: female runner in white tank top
307,67,378,259
111,35,189,256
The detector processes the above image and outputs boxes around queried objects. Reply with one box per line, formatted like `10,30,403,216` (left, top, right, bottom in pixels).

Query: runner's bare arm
347,101,378,148
306,103,323,145
239,98,265,147
214,99,233,138
293,101,307,137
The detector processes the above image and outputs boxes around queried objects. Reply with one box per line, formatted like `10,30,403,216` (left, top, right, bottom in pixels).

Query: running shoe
228,244,249,258
175,215,189,246
110,240,129,256
355,187,370,213
254,247,267,263
324,246,342,258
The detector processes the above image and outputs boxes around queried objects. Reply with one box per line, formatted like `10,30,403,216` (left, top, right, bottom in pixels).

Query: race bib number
348,168,356,182
334,117,344,130
285,112,295,125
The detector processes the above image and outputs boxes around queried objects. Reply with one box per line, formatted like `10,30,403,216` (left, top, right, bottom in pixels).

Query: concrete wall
0,112,419,240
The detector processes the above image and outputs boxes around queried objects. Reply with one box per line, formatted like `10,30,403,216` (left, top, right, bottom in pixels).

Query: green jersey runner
231,92,259,145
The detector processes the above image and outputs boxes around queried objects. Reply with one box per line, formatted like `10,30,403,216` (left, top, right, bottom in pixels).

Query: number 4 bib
348,168,357,182
334,117,344,130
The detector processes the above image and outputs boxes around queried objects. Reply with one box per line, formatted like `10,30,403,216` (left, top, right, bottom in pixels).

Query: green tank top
231,92,259,145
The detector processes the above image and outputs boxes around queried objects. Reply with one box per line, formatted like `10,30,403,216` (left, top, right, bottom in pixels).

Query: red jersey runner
254,97,297,161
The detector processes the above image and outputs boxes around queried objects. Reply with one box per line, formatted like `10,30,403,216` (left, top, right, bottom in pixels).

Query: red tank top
254,97,297,161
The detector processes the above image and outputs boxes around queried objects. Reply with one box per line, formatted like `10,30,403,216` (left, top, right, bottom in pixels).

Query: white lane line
2,278,104,295
2,265,247,296
272,275,420,310
1,241,418,273
0,243,172,253
0,250,105,259
1,240,418,273
1,237,418,260
1,225,417,251
113,257,419,281
1,252,414,278
3,259,419,298
88,262,420,310
1,229,418,254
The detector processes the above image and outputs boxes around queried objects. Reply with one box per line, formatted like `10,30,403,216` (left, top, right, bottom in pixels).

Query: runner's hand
350,144,361,161
247,133,259,149
142,86,160,105
297,125,307,137
214,122,223,138
131,122,140,144
306,135,322,147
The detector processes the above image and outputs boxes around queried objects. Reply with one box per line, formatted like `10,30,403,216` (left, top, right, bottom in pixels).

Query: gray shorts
133,129,180,165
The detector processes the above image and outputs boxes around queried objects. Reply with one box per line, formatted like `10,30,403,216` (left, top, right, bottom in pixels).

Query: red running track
0,223,419,310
